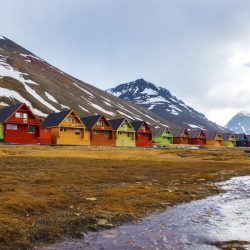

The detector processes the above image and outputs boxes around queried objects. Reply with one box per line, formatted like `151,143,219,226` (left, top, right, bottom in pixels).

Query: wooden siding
0,123,4,140
206,140,223,146
115,131,135,147
4,123,40,144
39,127,52,145
51,127,89,145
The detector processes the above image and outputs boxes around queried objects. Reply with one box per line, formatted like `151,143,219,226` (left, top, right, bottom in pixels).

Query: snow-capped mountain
0,36,170,128
226,112,250,134
107,79,227,132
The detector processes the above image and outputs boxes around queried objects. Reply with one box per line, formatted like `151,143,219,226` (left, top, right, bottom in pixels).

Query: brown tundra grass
0,145,250,249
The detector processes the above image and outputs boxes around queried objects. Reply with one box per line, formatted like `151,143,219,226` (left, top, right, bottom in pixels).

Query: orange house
81,114,115,146
204,131,223,146
42,110,90,145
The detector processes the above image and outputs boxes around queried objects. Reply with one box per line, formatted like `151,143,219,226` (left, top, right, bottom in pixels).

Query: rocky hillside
107,79,227,132
0,36,171,128
226,112,250,134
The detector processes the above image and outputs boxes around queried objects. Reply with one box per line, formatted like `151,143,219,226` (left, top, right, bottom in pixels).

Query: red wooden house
172,128,190,144
131,120,153,147
189,129,206,145
0,103,50,144
81,114,115,146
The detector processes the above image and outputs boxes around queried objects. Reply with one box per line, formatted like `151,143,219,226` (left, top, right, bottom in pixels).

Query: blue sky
1,0,250,125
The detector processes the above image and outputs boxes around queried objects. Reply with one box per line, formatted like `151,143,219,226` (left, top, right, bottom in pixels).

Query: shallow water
41,176,250,250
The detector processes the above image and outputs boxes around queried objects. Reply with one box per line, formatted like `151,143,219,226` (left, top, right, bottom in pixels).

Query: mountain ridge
107,78,228,132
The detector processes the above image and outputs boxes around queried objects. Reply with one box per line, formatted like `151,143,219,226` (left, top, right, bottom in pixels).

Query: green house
221,133,236,147
109,118,135,147
153,127,173,146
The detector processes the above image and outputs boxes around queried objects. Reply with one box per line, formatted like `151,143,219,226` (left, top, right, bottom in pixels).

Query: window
28,126,35,134
65,117,75,123
127,133,131,137
141,126,146,130
97,120,104,126
60,127,67,132
118,131,122,135
7,124,17,130
104,131,110,137
93,130,99,135
75,129,81,135
15,112,28,118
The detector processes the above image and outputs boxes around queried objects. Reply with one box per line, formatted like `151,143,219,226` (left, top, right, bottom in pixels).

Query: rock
97,219,109,226
86,197,97,201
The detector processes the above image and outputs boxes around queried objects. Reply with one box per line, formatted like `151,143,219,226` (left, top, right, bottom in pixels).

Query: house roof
81,114,102,129
172,127,188,137
0,103,24,122
109,118,128,130
153,126,171,137
221,132,235,141
189,129,205,139
42,110,71,127
234,133,247,141
204,131,221,140
131,120,144,131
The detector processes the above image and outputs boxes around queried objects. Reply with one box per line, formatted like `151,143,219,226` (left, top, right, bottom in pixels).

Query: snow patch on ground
184,123,205,129
85,100,115,116
20,53,44,62
0,101,9,107
45,92,58,103
0,55,38,85
0,87,47,116
72,82,95,97
103,101,112,107
78,105,90,113
60,104,70,110
117,110,134,120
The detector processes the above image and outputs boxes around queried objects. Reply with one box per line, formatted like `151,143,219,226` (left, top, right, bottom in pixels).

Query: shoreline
1,145,250,249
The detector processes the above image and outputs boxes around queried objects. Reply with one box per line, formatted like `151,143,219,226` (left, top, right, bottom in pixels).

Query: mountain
0,36,170,128
226,112,250,134
106,79,227,132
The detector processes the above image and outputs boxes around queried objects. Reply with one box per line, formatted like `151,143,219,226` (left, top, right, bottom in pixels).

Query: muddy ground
0,145,250,249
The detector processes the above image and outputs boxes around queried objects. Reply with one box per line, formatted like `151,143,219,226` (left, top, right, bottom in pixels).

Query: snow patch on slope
45,92,58,103
0,87,47,116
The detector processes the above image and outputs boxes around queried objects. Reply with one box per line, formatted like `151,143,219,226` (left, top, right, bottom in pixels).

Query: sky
1,0,250,126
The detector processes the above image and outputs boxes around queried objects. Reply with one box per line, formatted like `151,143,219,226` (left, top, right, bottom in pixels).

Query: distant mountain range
226,112,250,134
0,36,170,128
107,79,227,132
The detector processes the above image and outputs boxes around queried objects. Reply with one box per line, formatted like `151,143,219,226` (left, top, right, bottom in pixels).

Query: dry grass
1,145,250,249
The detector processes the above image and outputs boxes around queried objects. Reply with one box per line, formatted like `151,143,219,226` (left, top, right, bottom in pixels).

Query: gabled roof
189,129,205,139
42,110,71,127
131,120,151,132
172,127,189,137
235,133,247,141
221,132,235,141
81,114,113,130
0,103,26,122
153,126,172,137
204,131,221,140
109,118,133,131
81,114,102,129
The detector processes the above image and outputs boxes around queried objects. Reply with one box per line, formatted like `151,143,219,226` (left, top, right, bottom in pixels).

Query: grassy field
1,145,250,249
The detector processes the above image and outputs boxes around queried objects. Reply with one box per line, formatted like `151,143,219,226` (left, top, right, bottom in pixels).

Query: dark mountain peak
107,79,228,132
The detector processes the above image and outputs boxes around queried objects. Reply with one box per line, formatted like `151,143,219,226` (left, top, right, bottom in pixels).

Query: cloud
1,0,250,126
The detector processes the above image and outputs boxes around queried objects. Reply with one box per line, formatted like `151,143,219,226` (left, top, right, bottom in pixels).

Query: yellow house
42,110,90,145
